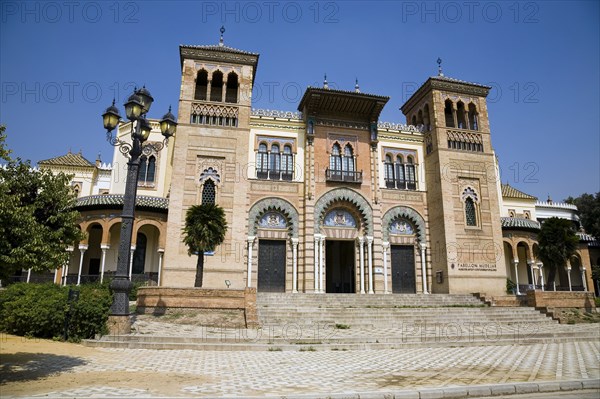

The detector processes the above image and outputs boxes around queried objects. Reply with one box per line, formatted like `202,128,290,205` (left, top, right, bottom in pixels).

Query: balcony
326,169,362,183
385,178,417,191
256,168,294,181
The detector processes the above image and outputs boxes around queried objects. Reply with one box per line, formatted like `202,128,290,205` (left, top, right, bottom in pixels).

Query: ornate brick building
30,38,597,296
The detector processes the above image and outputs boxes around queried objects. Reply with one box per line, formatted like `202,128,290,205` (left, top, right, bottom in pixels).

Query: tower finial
355,78,360,93
323,73,328,89
437,57,443,77
219,26,225,46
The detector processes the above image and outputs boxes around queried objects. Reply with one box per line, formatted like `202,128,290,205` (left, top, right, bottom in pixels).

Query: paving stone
442,387,468,398
489,384,515,395
538,381,561,392
559,380,583,390
418,389,444,399
514,382,539,393
582,379,600,389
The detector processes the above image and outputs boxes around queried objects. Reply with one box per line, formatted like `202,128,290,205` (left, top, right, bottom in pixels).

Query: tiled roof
501,184,537,200
501,217,541,230
39,152,94,168
75,195,169,212
577,231,599,244
430,75,492,89
180,44,259,56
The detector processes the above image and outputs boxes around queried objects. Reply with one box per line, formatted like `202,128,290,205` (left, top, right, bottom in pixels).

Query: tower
162,32,259,287
401,69,507,295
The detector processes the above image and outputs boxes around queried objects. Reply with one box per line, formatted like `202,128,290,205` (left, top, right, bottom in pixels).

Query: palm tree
536,217,578,289
182,204,228,287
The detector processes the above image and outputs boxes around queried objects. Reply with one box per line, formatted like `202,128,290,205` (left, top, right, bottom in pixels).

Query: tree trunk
545,266,556,291
194,253,204,287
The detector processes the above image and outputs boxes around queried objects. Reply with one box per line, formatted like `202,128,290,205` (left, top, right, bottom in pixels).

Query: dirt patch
0,334,211,397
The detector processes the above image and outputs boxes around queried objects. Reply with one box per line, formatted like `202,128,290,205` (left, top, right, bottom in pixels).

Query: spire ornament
355,78,360,93
323,73,328,89
437,57,444,77
219,26,225,46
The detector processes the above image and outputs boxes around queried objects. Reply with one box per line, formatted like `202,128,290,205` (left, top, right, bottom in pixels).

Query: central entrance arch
314,189,373,294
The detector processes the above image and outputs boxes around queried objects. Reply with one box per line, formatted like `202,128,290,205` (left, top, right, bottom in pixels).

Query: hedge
0,283,112,341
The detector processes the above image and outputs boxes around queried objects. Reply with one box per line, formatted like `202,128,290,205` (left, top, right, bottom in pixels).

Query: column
420,243,429,294
367,236,374,294
100,244,109,284
129,246,136,278
513,260,520,295
291,238,299,293
157,248,164,287
77,244,88,286
581,267,588,291
54,268,58,285
246,236,255,288
314,235,319,292
26,268,31,283
527,260,536,286
382,242,389,294
319,236,325,293
64,246,73,286
359,237,365,294
538,262,545,292
566,260,572,291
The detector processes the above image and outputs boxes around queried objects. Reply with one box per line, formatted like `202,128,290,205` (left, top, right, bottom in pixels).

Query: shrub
0,283,112,341
506,279,517,294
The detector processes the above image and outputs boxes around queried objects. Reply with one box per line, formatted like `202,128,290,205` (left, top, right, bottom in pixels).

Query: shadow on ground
0,352,87,383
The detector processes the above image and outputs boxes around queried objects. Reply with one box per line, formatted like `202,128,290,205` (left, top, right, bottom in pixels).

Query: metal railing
325,169,362,183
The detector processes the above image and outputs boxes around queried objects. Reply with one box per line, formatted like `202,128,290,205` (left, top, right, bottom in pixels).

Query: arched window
395,155,405,188
281,145,293,180
146,156,156,183
384,154,394,188
225,72,238,103
462,187,479,227
132,232,147,275
330,143,342,179
194,69,208,101
270,144,281,179
138,155,156,185
210,71,223,102
139,156,147,182
465,198,477,226
202,179,216,205
411,115,417,125
343,144,355,177
423,104,431,131
406,156,416,190
417,110,424,126
468,103,478,130
444,100,455,128
456,101,466,129
256,143,268,179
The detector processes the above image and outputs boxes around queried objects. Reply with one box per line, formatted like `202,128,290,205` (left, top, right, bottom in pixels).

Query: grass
335,323,350,329
294,341,322,345
268,347,282,351
299,346,316,352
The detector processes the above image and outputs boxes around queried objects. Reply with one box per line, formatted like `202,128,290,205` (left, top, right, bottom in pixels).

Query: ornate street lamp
101,87,176,333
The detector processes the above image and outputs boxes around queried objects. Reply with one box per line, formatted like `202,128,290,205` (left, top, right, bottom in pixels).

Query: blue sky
1,0,598,200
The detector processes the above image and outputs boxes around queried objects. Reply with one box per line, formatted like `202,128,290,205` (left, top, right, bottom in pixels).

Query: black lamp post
102,87,176,332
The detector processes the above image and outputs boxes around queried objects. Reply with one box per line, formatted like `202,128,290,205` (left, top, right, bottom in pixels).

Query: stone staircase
84,293,600,351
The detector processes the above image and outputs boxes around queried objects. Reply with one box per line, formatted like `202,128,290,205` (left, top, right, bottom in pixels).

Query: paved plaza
2,334,599,398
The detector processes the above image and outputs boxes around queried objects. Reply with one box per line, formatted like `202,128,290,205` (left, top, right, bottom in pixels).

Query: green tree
565,193,600,239
182,204,228,287
0,126,84,281
536,217,579,289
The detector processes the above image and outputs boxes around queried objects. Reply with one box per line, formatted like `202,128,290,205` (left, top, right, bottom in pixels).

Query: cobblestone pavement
3,341,599,398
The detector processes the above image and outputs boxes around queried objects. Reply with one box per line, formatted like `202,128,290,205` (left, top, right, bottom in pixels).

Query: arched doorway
382,206,427,294
247,198,299,292
314,188,373,294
